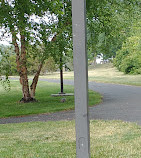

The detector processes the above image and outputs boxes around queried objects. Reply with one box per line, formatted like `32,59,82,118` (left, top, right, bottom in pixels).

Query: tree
50,0,72,94
114,20,141,74
113,1,141,74
86,0,140,62
0,0,62,102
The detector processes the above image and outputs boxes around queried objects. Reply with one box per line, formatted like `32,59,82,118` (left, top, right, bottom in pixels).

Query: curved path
1,79,141,125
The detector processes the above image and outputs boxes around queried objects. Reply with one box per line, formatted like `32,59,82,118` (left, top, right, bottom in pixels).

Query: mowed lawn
0,80,102,118
0,120,141,158
40,63,141,86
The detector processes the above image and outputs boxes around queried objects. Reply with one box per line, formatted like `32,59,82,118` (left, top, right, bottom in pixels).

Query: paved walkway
1,79,141,125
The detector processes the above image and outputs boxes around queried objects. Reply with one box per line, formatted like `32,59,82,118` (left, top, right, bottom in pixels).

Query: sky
0,40,11,45
0,28,12,45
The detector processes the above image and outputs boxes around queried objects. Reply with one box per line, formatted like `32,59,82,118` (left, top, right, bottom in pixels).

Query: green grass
39,63,141,86
0,120,141,157
0,80,102,118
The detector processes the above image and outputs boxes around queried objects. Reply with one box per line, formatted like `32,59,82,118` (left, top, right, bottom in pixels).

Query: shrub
114,36,141,74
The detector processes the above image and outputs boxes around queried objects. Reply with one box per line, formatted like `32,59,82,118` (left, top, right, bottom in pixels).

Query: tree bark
12,32,44,102
12,32,20,73
20,34,31,101
30,62,43,98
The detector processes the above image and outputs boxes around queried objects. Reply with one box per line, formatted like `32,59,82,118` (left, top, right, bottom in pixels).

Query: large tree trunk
13,33,31,102
12,32,43,102
30,62,43,98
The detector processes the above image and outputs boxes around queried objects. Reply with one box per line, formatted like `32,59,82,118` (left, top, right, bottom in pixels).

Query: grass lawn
0,120,141,157
39,63,141,86
0,80,102,118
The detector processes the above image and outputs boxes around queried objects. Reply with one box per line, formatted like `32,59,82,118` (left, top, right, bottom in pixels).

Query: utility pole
72,0,90,157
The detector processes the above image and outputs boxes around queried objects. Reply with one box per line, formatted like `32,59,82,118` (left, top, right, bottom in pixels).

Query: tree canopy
87,0,141,61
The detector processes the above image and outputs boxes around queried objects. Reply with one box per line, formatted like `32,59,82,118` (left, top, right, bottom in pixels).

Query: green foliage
0,0,61,36
0,45,58,75
87,0,140,60
0,45,12,91
42,57,57,73
0,79,11,92
0,45,18,75
50,0,72,69
114,21,141,74
0,45,12,76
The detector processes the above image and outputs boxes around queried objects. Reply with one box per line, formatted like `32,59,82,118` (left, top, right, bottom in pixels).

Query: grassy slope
88,63,141,86
0,80,102,118
0,120,141,158
40,63,141,86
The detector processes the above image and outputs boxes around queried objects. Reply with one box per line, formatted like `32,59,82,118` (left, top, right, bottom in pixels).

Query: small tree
0,0,62,102
50,0,72,93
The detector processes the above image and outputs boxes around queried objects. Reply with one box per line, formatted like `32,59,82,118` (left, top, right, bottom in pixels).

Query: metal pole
60,57,64,94
72,0,90,157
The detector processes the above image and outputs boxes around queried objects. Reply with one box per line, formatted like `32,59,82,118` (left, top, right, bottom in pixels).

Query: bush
114,36,141,74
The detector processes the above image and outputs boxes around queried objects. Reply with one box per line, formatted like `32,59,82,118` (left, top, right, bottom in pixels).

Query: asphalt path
1,78,141,125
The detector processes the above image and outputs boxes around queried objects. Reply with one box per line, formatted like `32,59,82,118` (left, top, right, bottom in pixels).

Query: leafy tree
50,0,72,93
86,0,140,62
114,20,141,74
0,0,62,102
